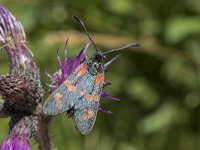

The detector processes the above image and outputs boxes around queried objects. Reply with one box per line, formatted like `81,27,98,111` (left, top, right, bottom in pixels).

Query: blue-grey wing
43,65,82,115
73,72,105,134
43,80,71,115
43,63,97,115
74,100,99,135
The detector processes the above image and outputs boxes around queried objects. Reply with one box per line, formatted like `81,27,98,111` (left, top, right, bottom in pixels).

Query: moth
43,16,139,135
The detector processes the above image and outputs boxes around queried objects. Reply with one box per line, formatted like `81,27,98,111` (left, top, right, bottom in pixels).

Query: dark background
0,0,200,150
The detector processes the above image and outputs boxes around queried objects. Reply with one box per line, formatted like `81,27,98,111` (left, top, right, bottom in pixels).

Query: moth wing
74,102,99,135
43,84,70,115
43,63,89,115
63,69,92,108
73,73,104,134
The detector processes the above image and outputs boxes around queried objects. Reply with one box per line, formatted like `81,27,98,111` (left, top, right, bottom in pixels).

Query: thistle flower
0,4,35,73
0,5,43,115
1,115,37,150
46,41,89,92
1,134,30,150
0,4,45,150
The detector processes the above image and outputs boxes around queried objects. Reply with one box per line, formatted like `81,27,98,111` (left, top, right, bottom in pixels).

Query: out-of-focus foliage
0,0,200,150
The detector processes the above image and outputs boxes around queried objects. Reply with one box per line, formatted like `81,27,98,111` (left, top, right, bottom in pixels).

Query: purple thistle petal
47,84,57,91
101,91,120,101
56,48,62,68
72,43,89,68
1,134,30,150
47,42,90,92
99,107,113,114
60,42,89,79
1,115,38,150
45,68,56,81
0,5,36,72
64,38,69,61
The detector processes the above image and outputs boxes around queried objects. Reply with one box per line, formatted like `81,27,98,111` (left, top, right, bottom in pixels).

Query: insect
43,16,139,135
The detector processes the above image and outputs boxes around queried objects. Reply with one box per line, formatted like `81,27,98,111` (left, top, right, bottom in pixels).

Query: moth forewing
43,64,86,115
42,85,68,115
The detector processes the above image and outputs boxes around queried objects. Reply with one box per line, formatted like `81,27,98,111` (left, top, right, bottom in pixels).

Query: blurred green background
0,0,200,150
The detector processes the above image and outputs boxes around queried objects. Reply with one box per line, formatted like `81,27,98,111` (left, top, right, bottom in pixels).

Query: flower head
1,134,30,150
46,42,89,92
1,115,37,150
0,4,37,75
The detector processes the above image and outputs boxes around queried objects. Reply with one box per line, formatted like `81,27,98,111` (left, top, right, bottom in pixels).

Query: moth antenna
72,16,100,53
104,54,121,67
56,48,62,67
64,38,69,61
103,43,140,55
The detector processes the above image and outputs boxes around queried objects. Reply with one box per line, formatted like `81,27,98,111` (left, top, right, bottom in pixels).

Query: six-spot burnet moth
43,16,139,135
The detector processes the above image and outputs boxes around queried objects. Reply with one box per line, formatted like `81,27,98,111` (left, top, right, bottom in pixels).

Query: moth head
87,55,104,75
73,16,140,71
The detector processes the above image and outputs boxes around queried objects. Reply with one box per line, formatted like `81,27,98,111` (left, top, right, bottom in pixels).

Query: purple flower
1,115,37,150
46,42,90,92
0,4,36,73
1,134,30,150
101,91,120,101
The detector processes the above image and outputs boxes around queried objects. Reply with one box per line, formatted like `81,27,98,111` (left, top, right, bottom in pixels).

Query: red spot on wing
75,63,87,77
77,64,87,77
64,80,71,87
86,94,100,102
68,85,77,93
95,73,104,85
54,92,63,101
80,109,94,121
54,92,63,109
75,63,85,72
93,95,100,102
64,80,77,93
